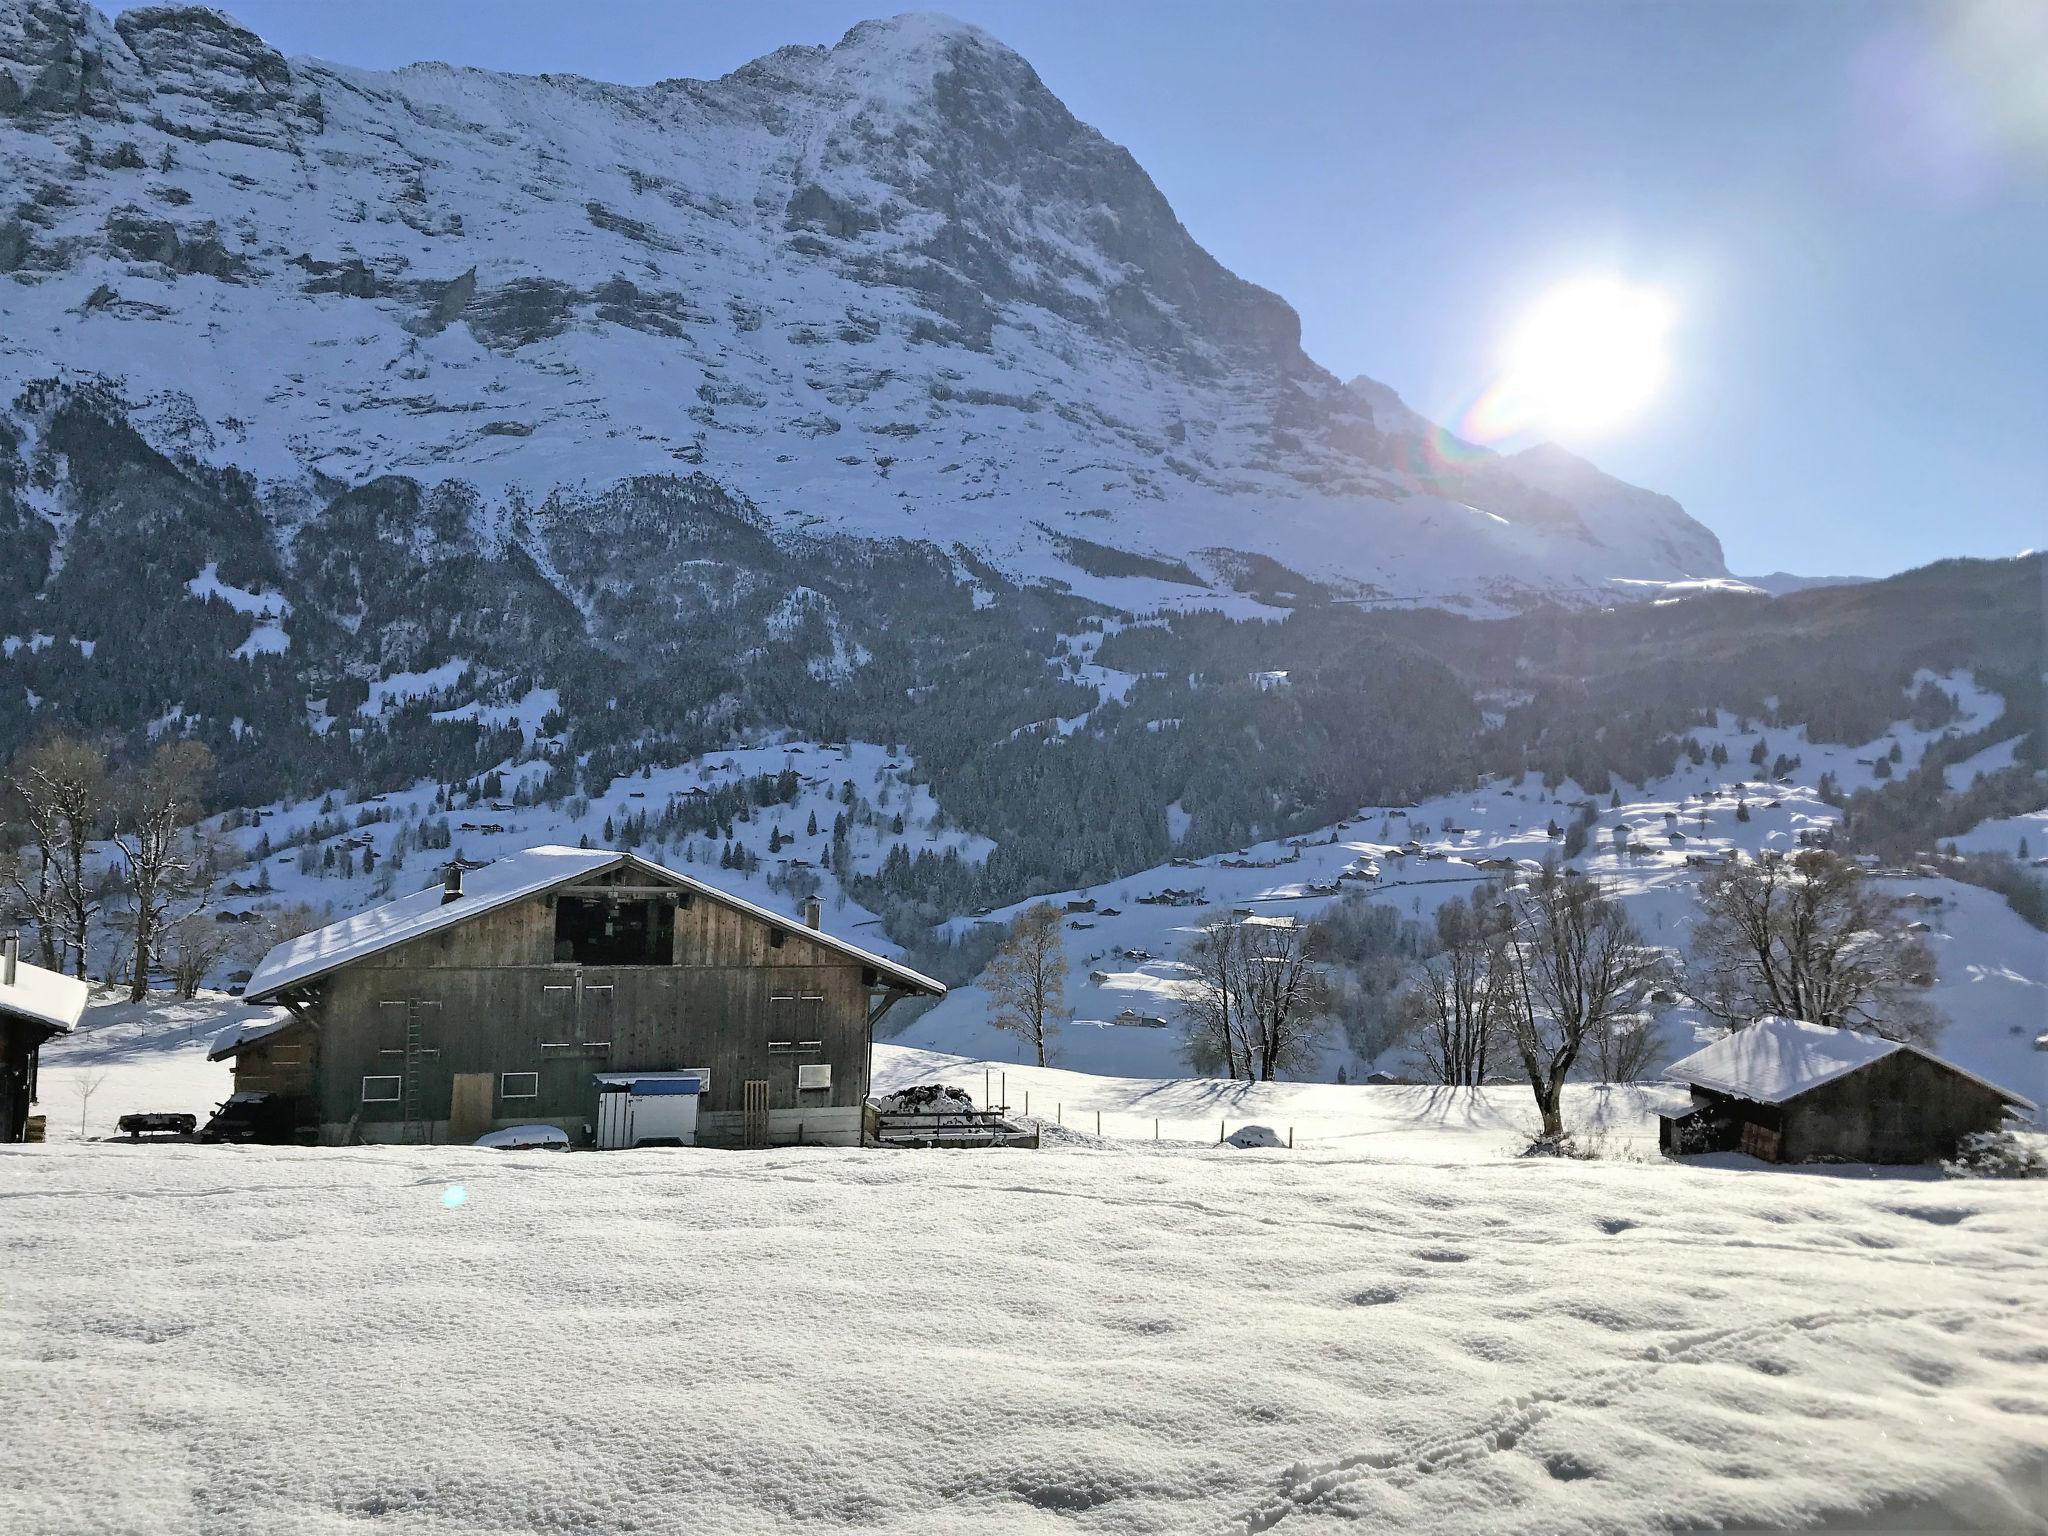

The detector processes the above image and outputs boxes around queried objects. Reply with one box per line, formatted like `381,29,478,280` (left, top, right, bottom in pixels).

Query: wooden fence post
1219,1118,1225,1144
1095,1109,1101,1138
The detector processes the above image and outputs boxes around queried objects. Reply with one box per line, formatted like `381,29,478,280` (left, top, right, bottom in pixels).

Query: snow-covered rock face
0,1,1727,606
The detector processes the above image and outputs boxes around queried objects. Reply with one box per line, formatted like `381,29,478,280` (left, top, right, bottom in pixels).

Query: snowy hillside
895,669,2048,1116
0,1,1729,608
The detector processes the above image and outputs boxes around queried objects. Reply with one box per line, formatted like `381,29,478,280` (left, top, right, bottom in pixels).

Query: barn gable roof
1666,1015,2035,1111
0,956,89,1036
245,845,943,1001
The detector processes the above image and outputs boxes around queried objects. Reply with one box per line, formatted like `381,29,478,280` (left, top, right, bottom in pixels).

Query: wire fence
964,1068,1294,1147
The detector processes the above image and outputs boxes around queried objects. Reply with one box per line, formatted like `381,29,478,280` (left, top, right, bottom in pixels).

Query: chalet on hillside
222,847,943,1148
1659,1016,2034,1164
1,936,89,1142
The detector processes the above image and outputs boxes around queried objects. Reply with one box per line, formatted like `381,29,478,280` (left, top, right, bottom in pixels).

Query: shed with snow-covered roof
221,847,943,1148
1,935,89,1142
1658,1016,2034,1165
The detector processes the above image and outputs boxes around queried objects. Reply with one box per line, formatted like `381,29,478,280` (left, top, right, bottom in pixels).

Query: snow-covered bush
1224,1124,1284,1149
1942,1130,2047,1179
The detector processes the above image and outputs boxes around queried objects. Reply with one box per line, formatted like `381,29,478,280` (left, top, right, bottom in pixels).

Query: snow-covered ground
30,990,278,1139
874,1046,1687,1157
5,1120,2046,1535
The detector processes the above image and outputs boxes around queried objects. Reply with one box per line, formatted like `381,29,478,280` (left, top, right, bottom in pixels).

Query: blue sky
127,1,2046,577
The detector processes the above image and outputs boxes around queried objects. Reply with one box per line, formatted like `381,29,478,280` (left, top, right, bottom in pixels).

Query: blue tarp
593,1073,704,1097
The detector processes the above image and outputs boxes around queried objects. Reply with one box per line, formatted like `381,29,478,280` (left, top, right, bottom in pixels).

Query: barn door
743,1079,771,1149
449,1073,494,1143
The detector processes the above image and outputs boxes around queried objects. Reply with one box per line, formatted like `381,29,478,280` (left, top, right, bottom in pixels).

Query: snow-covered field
19,992,2048,1532
5,1118,2047,1535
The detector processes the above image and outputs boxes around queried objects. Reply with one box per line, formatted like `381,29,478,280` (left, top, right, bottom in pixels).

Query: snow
1945,734,2026,791
473,1123,570,1150
182,737,976,989
0,955,88,1035
4,1107,2046,1533
360,658,473,716
31,991,285,1138
1666,1015,2035,1110
1954,806,2048,858
245,844,618,998
204,1007,297,1061
873,1045,1685,1157
0,8,1736,615
902,674,2048,1117
244,845,942,1002
187,561,293,659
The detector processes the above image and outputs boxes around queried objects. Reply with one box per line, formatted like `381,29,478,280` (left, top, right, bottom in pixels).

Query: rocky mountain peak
0,0,1733,615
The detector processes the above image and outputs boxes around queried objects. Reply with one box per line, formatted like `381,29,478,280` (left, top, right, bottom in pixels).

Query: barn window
797,1063,832,1092
554,897,673,965
361,1075,402,1103
500,1072,539,1100
767,992,797,1051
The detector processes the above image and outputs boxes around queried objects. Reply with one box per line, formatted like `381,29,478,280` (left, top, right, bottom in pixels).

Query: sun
1493,276,1673,439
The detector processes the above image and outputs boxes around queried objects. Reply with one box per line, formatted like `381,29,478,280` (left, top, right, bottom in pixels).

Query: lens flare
441,1184,468,1209
1459,276,1673,445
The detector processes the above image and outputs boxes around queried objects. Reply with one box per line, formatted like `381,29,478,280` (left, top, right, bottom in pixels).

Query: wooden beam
556,885,688,899
867,988,911,1030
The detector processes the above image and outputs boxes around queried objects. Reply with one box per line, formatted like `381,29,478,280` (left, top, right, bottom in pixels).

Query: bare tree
1403,894,1511,1086
260,900,331,947
0,837,65,973
72,1066,109,1139
5,734,109,977
1685,851,1939,1042
984,902,1067,1066
1500,875,1666,1140
1178,912,1258,1079
1236,916,1332,1080
110,741,214,1003
165,910,239,999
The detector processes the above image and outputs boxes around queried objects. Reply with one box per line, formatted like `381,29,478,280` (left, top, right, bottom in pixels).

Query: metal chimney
803,897,821,930
2,932,17,987
442,863,464,905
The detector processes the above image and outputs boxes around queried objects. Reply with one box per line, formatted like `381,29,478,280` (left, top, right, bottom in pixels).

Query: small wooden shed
1660,1016,2034,1165
1,936,90,1142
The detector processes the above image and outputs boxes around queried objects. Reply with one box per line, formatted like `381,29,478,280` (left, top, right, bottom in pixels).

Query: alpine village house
214,847,944,1148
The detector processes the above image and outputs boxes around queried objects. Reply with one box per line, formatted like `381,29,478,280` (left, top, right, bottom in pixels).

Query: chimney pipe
3,932,17,987
442,864,464,905
803,897,821,930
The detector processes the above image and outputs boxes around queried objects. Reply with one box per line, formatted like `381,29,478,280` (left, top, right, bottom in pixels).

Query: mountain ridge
1,0,1730,613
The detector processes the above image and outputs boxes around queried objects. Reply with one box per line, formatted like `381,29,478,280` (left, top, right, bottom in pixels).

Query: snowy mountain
0,0,1730,612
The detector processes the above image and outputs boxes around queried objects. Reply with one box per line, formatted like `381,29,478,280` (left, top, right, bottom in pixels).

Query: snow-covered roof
1666,1015,2035,1110
206,1007,300,1061
0,956,88,1036
245,846,943,1001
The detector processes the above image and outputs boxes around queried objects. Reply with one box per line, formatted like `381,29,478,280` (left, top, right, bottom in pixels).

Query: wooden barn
1,935,89,1142
224,846,944,1148
1659,1015,2035,1165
